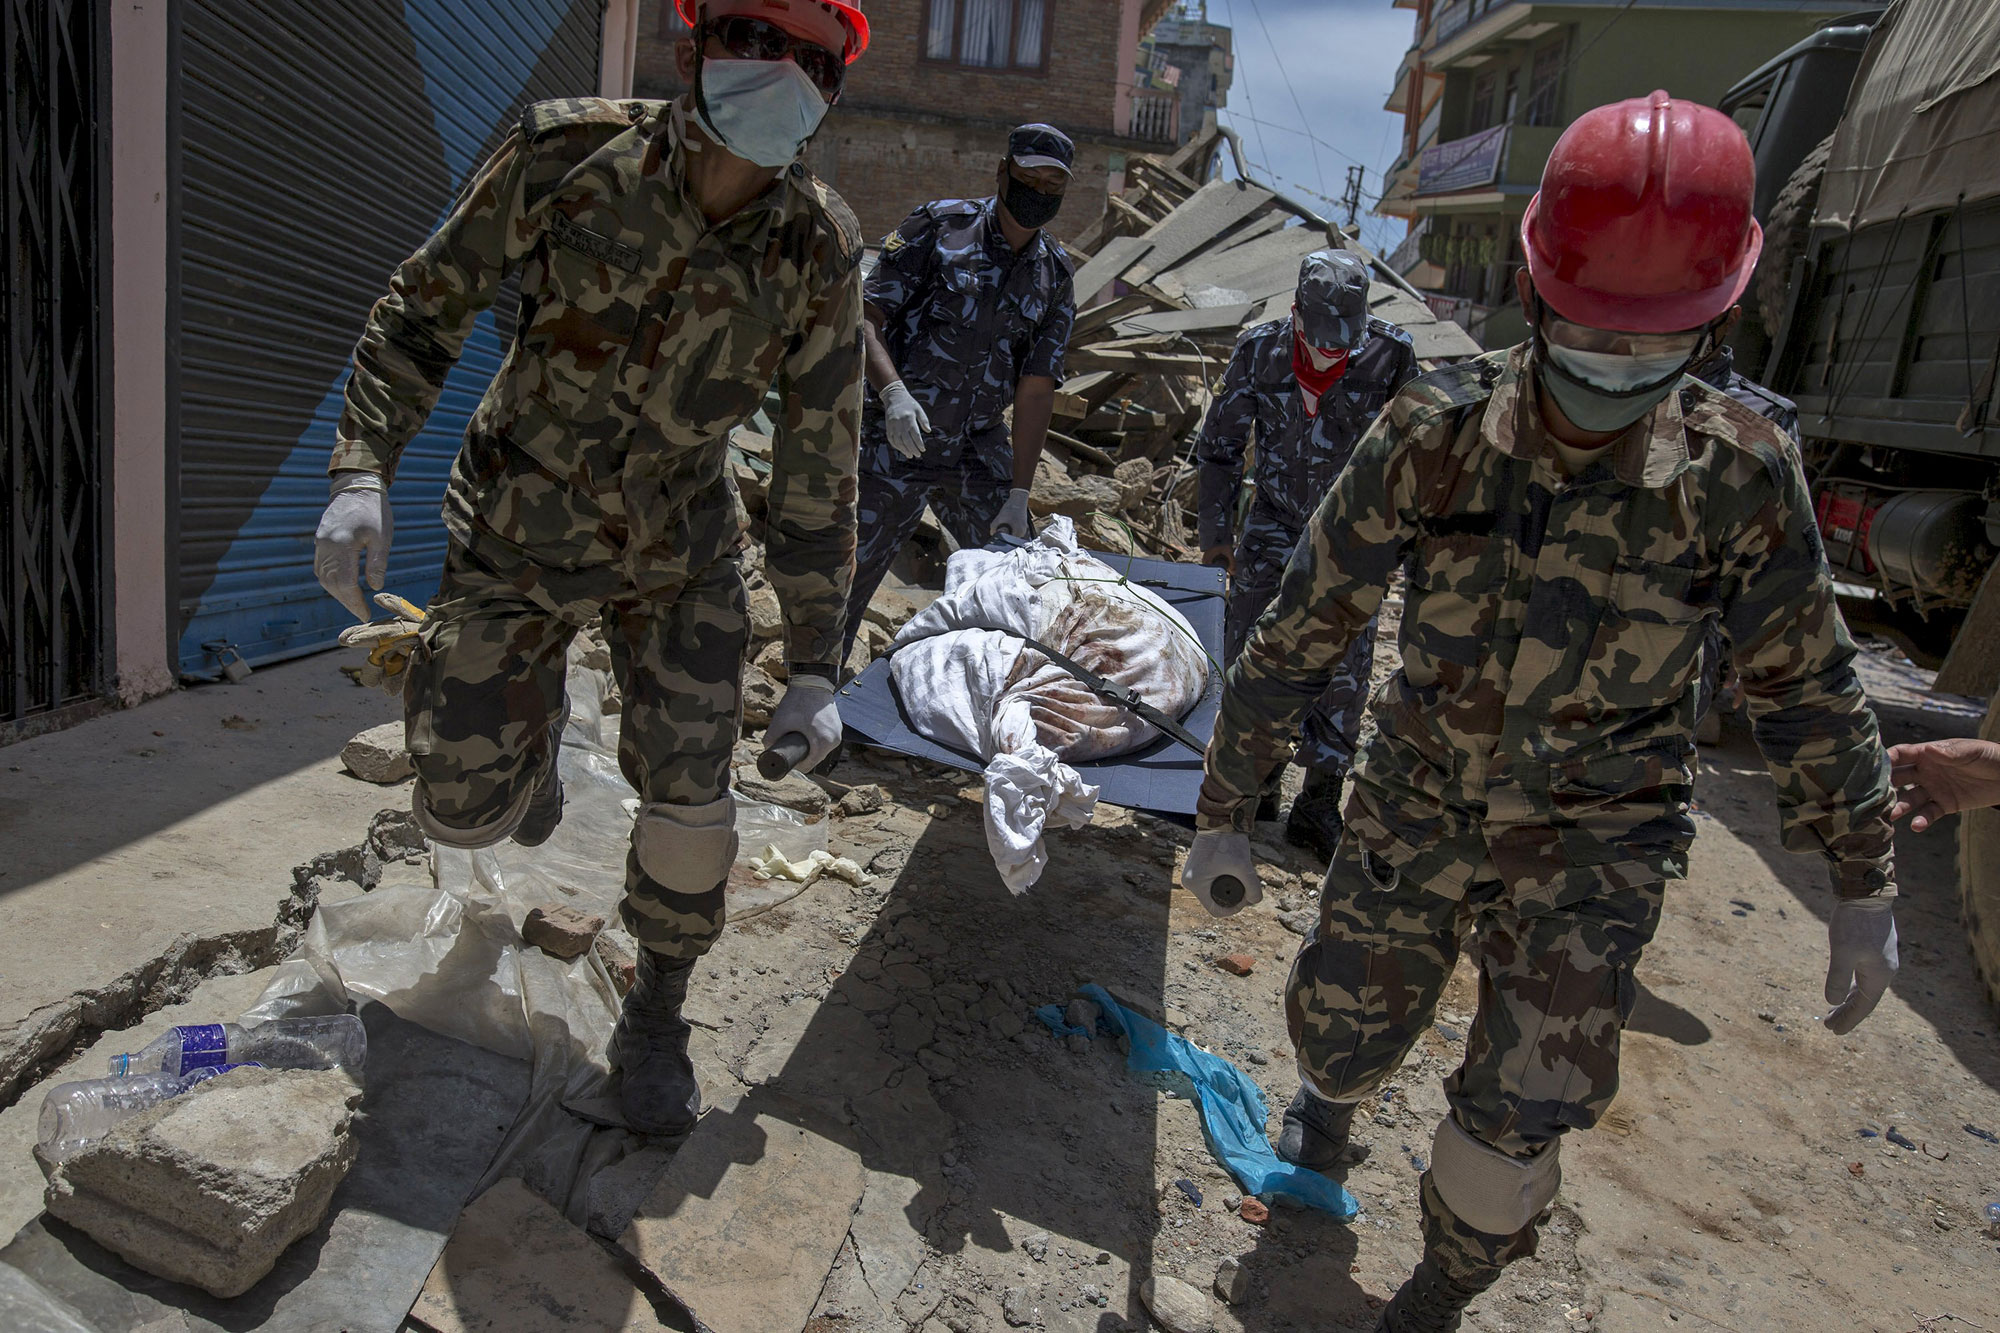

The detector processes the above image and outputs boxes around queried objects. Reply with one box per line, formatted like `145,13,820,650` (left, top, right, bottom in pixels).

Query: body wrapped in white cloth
886,518,1212,891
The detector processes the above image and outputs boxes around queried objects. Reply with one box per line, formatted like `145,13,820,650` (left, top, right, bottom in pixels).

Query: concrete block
341,722,413,784
620,1093,865,1333
43,1067,361,1298
522,904,605,960
412,1178,668,1331
734,771,830,818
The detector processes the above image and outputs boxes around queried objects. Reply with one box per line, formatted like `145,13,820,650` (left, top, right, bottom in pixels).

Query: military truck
1720,0,2000,1008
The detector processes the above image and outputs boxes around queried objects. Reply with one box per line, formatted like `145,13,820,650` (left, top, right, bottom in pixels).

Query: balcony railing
1130,87,1181,145
1429,0,1522,50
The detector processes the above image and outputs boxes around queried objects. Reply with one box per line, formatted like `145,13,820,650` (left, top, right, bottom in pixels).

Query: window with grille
1526,38,1565,126
924,0,1053,73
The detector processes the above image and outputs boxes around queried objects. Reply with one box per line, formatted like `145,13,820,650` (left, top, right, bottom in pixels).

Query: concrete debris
618,1095,866,1333
735,770,831,818
741,664,783,729
833,782,887,817
1139,1272,1213,1333
748,583,784,643
1213,1255,1249,1304
367,807,429,863
862,586,921,631
0,1262,98,1333
340,721,413,784
412,1178,668,1332
594,932,638,998
42,1066,361,1299
522,904,606,960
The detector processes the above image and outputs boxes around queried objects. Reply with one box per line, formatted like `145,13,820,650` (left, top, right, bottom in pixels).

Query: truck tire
1963,681,2000,1018
1756,133,1835,334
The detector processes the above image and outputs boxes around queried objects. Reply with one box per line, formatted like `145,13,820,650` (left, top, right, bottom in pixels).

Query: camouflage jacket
1693,345,1800,443
861,198,1074,468
330,97,864,666
1198,344,1896,911
1196,317,1418,551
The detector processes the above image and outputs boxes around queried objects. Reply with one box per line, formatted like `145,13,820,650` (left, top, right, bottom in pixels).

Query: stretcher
833,546,1227,824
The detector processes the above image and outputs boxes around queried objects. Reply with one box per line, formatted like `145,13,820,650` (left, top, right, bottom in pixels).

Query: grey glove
1179,830,1262,918
314,471,393,621
1823,896,1898,1035
880,379,931,460
767,674,843,773
990,487,1032,538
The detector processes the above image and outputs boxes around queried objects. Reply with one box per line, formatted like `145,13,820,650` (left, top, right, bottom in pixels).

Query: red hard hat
1521,90,1760,333
677,0,870,63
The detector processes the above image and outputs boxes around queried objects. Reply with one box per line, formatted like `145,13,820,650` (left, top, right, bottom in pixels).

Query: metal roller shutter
172,0,605,679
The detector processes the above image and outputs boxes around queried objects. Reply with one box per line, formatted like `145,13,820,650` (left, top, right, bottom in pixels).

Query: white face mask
1545,341,1691,393
694,57,829,169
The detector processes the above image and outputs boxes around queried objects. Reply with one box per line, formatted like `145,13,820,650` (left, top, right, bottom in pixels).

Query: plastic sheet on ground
244,653,821,1223
1037,984,1359,1219
888,517,1211,892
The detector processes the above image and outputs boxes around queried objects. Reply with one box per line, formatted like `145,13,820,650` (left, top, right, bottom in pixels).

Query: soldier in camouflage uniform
841,123,1078,662
312,0,874,1137
1197,249,1417,853
1179,94,1900,1331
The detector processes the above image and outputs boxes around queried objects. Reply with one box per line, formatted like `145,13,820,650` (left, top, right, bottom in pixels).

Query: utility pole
1340,165,1365,231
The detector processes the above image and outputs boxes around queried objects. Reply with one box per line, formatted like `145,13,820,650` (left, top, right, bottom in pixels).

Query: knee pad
632,795,738,895
411,777,534,850
1430,1115,1561,1236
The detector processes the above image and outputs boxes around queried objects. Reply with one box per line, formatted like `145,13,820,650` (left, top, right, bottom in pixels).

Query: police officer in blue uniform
842,124,1079,660
1196,249,1417,856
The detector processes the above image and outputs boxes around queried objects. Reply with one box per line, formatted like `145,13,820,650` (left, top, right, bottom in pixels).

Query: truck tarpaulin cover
887,518,1212,893
1815,0,2000,232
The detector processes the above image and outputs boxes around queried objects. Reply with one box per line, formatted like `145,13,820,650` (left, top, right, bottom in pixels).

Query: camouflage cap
1008,123,1075,176
1295,248,1371,350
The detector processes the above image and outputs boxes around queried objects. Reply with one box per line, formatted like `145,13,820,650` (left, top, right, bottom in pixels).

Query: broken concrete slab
339,722,412,785
3,1005,530,1333
620,1091,865,1333
1139,1273,1212,1333
584,1147,677,1241
411,1178,670,1332
44,1067,362,1298
733,771,830,818
0,1261,98,1333
522,905,604,961
0,654,402,1113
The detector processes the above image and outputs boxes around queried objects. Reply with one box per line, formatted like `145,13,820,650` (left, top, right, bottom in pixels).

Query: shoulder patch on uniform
792,169,863,264
1368,315,1414,346
1682,377,1794,469
519,97,645,141
1408,356,1498,408
919,198,984,220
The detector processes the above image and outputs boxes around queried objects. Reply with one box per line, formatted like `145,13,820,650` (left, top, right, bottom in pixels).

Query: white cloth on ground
888,517,1211,891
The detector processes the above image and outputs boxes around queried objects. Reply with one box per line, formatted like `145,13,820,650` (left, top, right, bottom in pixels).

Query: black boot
1276,1086,1358,1171
512,709,568,847
608,948,702,1136
1284,767,1347,860
1374,1255,1499,1332
1256,780,1282,824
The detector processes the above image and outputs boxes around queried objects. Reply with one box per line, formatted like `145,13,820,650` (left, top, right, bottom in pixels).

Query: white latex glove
767,674,843,773
990,487,1033,539
880,379,931,460
1179,830,1263,918
314,471,393,621
1823,896,1899,1035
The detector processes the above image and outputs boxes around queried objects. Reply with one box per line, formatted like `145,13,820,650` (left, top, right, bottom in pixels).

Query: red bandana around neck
1293,325,1350,415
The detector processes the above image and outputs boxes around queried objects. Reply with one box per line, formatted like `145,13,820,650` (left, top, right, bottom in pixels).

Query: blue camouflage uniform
842,197,1075,657
1197,315,1419,779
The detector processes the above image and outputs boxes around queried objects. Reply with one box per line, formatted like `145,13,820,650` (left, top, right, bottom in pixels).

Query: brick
1215,953,1256,976
523,904,607,960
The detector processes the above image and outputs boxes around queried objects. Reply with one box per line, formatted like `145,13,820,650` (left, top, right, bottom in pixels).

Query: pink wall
110,0,174,705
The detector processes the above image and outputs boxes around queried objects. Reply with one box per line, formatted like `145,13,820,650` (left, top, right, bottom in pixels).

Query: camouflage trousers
406,540,747,959
843,444,1012,660
1227,513,1374,778
1287,830,1665,1278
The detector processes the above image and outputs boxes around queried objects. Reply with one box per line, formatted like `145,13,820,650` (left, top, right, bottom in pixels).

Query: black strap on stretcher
1012,635,1207,756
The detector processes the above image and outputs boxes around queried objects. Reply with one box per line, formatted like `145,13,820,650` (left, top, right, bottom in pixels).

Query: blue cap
1008,123,1075,176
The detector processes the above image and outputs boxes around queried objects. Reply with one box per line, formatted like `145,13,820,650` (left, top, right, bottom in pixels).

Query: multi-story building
1136,3,1234,150
634,0,1183,246
1376,0,1856,347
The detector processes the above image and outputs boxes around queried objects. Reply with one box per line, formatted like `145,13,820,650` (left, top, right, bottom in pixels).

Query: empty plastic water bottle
38,1064,263,1163
105,1014,366,1078
1984,1201,2000,1239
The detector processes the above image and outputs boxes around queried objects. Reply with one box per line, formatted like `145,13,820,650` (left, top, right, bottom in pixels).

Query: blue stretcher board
836,549,1227,822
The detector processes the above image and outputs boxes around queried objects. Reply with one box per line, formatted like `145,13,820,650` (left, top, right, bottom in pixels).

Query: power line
1219,111,1398,186
1242,0,1328,197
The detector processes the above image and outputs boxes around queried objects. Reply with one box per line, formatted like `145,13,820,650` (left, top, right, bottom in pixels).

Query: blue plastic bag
1037,983,1358,1218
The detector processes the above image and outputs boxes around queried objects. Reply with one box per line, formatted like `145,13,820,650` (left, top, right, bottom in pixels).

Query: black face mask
1002,176,1064,230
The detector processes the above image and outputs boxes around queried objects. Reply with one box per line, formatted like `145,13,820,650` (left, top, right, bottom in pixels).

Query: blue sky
1201,0,1416,256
